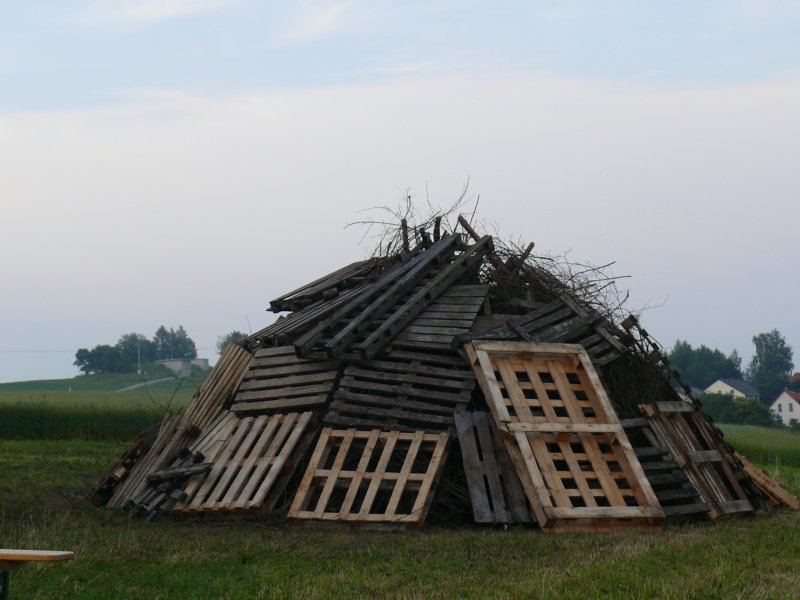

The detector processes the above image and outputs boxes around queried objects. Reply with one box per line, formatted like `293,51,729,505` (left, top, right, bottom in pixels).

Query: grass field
0,373,206,440
0,428,799,599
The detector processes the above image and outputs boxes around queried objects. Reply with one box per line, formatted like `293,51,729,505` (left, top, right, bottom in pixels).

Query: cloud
2,75,800,382
81,0,236,25
275,1,359,44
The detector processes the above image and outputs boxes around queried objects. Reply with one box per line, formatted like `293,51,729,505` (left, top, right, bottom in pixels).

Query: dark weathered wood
147,463,211,484
455,411,532,524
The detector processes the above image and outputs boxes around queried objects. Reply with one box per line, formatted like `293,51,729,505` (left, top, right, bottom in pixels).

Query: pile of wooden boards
92,220,798,531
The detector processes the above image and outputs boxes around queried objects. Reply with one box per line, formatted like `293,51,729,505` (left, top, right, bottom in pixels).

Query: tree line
667,329,794,402
667,329,794,427
74,326,198,374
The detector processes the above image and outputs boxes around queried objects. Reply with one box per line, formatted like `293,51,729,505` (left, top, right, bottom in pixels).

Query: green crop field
0,372,208,440
0,424,799,598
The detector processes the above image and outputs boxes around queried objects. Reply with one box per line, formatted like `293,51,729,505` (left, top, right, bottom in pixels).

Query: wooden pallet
106,343,253,508
466,341,664,532
640,402,753,519
295,235,492,361
389,285,489,352
621,417,709,518
288,428,450,527
324,349,475,433
174,411,319,515
736,453,800,510
454,411,532,523
88,438,150,507
269,259,378,313
231,346,339,413
458,296,627,368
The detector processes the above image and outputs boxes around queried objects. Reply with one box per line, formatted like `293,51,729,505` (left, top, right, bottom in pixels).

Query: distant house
156,358,210,377
673,385,706,401
770,390,800,425
704,378,760,400
789,372,800,385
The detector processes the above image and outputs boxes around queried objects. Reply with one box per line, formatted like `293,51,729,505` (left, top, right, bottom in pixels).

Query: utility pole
137,338,142,375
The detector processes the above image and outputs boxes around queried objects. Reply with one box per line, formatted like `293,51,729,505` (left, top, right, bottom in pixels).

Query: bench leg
1,570,8,600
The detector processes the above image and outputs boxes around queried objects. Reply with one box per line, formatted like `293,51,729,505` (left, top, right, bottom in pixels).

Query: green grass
0,371,171,393
720,424,800,468
0,439,799,599
0,375,206,440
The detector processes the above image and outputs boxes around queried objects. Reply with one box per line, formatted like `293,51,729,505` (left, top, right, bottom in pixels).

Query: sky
1,1,799,382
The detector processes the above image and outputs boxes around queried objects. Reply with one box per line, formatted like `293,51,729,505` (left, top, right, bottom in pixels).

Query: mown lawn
1,437,798,599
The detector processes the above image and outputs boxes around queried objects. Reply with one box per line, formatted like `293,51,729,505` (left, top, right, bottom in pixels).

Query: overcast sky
2,1,799,382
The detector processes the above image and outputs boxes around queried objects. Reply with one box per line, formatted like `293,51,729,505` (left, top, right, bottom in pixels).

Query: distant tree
747,329,794,403
74,348,93,375
116,333,156,369
667,340,743,389
74,344,128,374
700,393,782,427
152,325,197,360
216,330,246,354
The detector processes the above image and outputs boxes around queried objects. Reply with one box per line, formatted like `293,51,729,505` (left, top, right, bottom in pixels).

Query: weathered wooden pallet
639,401,753,519
174,411,319,515
459,296,627,368
620,417,709,518
106,343,253,508
454,411,533,523
88,437,150,507
466,341,664,533
231,346,340,413
247,284,369,346
324,349,475,433
269,259,379,313
288,428,450,527
295,235,492,361
736,453,800,510
389,284,489,352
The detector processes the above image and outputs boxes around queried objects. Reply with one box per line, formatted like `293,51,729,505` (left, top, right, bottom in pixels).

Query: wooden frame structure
466,341,664,532
289,428,450,527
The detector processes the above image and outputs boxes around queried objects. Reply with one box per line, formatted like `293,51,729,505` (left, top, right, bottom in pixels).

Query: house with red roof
771,390,800,425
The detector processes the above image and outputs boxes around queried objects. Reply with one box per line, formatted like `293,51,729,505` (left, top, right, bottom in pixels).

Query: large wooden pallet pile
91,218,797,532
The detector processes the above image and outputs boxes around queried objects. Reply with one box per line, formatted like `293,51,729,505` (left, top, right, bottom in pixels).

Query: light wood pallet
289,428,450,528
640,401,753,519
466,341,664,533
231,346,340,414
325,349,475,433
174,411,319,515
454,411,533,523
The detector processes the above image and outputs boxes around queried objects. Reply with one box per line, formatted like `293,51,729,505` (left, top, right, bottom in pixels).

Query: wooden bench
0,550,74,600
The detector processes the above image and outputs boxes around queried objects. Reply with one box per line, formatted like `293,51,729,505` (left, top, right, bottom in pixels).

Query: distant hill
0,365,207,393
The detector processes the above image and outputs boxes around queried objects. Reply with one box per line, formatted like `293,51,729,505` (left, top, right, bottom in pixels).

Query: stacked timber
91,214,797,531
